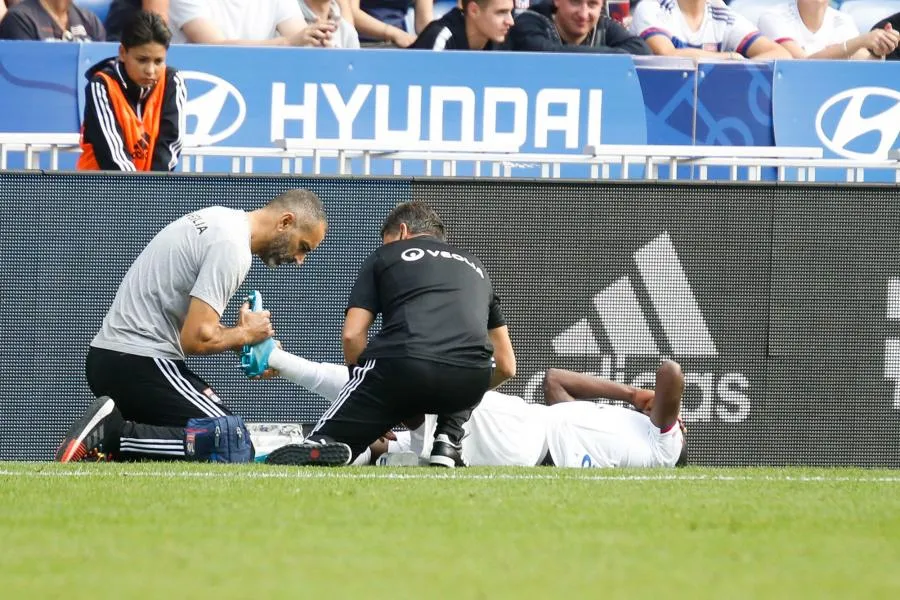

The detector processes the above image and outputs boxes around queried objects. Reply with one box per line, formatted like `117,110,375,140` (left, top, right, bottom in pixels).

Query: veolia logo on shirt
181,71,247,146
400,247,484,279
401,248,425,261
815,86,900,159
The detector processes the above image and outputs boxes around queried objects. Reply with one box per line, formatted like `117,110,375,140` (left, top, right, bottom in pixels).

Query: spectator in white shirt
168,0,336,46
630,0,789,59
758,0,899,60
298,0,359,47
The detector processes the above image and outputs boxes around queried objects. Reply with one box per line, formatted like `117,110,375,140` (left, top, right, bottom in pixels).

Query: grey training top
91,206,253,359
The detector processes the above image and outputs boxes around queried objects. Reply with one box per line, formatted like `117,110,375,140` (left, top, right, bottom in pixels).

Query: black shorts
85,346,231,427
310,357,492,456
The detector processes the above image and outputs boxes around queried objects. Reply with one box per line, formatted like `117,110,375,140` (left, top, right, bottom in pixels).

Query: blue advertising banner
0,41,79,133
635,62,696,145
74,43,647,154
773,60,900,160
696,62,774,147
4,39,899,179
696,62,776,180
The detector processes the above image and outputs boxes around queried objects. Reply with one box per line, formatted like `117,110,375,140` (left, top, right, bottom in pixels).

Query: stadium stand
78,0,112,24
840,0,900,31
729,0,785,26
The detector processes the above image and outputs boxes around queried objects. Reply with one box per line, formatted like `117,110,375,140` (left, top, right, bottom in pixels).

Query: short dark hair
267,188,328,228
380,202,446,240
462,0,494,13
121,11,172,49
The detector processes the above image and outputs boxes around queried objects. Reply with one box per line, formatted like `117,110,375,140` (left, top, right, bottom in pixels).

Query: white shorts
412,391,549,466
544,402,684,469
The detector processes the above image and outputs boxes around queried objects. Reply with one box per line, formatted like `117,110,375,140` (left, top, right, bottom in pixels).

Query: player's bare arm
488,325,516,389
180,298,273,355
542,368,650,408
543,361,683,430
342,307,375,365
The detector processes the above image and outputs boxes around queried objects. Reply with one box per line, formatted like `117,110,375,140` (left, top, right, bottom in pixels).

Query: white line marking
1,470,899,482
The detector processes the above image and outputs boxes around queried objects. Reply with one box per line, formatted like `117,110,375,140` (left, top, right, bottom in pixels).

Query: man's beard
262,235,294,269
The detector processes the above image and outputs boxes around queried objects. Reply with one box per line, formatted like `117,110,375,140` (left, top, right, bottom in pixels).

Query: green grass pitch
1,463,898,599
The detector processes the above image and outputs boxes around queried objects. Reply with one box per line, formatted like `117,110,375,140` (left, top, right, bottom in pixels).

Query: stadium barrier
2,41,899,179
2,171,899,466
6,134,900,182
8,134,875,181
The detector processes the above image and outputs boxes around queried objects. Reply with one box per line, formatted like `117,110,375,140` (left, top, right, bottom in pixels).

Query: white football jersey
544,402,684,469
757,3,859,55
413,391,550,467
630,0,762,55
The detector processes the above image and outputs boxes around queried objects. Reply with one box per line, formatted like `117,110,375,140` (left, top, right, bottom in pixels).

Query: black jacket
507,1,651,54
81,58,185,171
411,8,502,50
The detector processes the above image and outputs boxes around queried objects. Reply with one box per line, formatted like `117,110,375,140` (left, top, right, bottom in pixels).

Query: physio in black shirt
308,202,516,467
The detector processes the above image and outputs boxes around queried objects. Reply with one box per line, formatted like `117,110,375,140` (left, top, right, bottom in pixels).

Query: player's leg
264,347,351,403
648,360,684,432
67,347,233,461
267,359,403,466
419,361,492,467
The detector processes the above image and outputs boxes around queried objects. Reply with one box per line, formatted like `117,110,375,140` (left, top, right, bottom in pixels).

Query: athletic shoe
54,396,120,463
429,434,466,468
264,441,352,466
241,338,275,378
240,289,275,378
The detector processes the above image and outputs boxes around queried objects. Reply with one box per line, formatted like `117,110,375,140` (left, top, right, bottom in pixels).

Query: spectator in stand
873,11,900,60
299,0,360,47
0,0,105,41
411,0,513,49
630,0,789,59
758,0,899,59
77,11,184,172
168,0,336,46
105,0,169,41
507,0,651,54
352,0,432,47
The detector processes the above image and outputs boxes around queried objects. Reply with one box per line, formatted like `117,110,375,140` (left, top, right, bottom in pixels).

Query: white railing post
3,135,897,184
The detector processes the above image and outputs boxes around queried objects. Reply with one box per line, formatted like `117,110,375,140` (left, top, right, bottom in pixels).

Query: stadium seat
840,0,900,31
729,0,787,27
77,0,113,25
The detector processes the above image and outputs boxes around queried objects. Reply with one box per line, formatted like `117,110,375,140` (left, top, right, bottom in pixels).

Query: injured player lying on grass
251,344,688,468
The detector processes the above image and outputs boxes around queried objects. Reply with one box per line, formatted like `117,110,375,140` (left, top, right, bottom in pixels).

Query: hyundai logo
181,71,246,146
815,86,900,160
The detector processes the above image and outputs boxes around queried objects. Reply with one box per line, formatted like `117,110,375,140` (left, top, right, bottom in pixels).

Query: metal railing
1,133,899,183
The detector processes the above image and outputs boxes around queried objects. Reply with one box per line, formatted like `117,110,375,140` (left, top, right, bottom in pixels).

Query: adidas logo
523,232,751,423
551,232,717,359
883,278,900,409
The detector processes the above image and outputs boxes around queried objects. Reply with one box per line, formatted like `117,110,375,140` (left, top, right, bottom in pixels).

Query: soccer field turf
1,464,898,599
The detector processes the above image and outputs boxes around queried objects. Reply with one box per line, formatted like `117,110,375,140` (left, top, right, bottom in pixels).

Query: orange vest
78,71,167,171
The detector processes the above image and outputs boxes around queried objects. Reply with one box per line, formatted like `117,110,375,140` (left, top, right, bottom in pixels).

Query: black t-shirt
411,8,501,50
348,236,504,368
0,0,105,41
